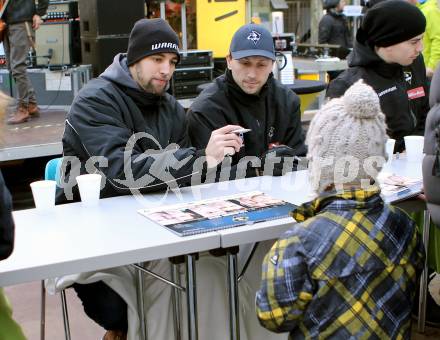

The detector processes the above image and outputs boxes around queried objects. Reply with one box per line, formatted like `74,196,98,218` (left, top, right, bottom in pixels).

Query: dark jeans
73,281,128,332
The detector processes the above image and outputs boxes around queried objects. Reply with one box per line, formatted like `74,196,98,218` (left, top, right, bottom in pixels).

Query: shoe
102,330,127,340
7,105,30,125
28,102,40,117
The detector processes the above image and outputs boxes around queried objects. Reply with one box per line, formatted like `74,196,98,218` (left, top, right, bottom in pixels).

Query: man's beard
139,80,168,95
135,64,168,95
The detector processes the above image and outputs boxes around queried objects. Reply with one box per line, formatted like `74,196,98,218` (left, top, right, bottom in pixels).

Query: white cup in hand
385,138,395,163
404,136,424,162
76,174,102,206
30,180,56,210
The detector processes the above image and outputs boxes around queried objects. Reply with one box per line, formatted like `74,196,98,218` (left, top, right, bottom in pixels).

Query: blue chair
44,157,62,184
41,157,71,340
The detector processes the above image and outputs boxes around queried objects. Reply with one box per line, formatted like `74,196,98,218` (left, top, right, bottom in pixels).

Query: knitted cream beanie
306,80,388,193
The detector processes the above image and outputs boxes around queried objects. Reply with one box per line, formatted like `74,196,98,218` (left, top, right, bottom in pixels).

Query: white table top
0,157,422,286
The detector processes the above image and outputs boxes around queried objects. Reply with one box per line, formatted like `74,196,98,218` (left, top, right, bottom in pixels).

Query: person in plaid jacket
256,80,425,339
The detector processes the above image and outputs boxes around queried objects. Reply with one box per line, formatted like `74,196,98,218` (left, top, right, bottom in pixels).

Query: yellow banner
196,0,246,58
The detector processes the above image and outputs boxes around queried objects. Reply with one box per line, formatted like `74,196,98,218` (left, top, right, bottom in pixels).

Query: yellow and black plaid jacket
256,188,424,339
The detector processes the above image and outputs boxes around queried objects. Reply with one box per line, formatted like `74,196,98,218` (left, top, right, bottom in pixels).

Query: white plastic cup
76,174,102,206
385,138,396,163
30,180,56,210
404,136,424,162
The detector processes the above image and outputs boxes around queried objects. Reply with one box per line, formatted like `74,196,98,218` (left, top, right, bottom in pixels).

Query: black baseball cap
229,24,276,61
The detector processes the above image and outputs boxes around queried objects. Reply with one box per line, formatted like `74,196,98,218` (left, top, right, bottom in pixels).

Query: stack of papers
138,191,297,237
378,173,423,203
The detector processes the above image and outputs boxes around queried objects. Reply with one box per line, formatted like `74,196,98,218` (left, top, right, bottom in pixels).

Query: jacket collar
224,69,270,102
292,187,383,222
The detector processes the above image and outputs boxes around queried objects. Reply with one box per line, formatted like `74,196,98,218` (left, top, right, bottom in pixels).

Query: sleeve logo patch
407,86,425,100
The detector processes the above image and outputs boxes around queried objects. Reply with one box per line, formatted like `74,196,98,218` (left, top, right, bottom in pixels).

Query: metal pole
181,2,187,51
60,290,71,340
352,0,361,43
185,254,198,340
136,263,148,340
418,210,431,333
131,264,185,291
160,1,166,20
40,281,45,340
227,252,240,340
171,264,182,340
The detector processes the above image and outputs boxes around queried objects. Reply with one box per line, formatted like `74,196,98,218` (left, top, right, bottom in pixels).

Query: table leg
171,263,182,340
136,262,148,340
317,71,326,108
40,281,45,340
185,254,198,340
227,251,240,340
418,210,431,333
60,290,71,340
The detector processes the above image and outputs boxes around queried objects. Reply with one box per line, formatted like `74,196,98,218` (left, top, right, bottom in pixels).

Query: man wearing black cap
59,18,243,340
326,0,430,152
187,23,306,180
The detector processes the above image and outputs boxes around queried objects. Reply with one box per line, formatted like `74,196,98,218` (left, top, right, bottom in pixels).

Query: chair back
44,157,62,183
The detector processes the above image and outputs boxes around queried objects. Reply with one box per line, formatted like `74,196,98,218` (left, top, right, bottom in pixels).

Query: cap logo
247,30,261,45
151,42,179,51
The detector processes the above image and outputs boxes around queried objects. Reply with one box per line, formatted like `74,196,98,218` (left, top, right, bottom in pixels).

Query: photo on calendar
378,173,423,203
138,191,297,236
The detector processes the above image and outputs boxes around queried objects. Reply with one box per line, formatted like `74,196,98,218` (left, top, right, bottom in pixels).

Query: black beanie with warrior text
127,18,180,66
357,0,426,48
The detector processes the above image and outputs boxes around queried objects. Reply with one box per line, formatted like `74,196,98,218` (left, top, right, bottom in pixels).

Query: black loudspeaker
35,21,81,67
78,0,145,37
81,35,129,77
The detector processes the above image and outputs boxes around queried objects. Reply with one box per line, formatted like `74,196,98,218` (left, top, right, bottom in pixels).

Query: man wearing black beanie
58,18,244,340
326,0,430,152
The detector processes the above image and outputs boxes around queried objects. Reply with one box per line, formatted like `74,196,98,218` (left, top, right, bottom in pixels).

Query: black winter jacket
59,54,204,201
3,0,49,25
318,10,352,58
326,41,430,152
187,70,306,178
0,171,14,261
422,67,440,226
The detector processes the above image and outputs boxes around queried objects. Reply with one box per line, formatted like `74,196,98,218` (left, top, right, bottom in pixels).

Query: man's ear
226,54,233,70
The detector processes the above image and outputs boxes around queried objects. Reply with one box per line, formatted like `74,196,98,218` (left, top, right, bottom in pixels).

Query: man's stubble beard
135,64,167,95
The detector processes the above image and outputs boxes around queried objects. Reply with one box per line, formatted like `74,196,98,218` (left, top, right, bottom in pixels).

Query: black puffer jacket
0,171,14,261
326,40,430,152
187,70,306,178
3,0,49,25
423,67,440,226
59,54,205,201
318,10,352,58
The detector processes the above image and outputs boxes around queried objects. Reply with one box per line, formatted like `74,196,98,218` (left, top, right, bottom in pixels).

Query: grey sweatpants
3,22,36,106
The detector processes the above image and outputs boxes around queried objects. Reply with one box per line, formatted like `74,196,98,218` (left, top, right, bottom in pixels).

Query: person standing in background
318,0,352,79
420,0,440,78
3,0,48,124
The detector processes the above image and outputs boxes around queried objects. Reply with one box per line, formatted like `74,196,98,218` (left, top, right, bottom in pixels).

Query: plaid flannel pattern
256,188,424,340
